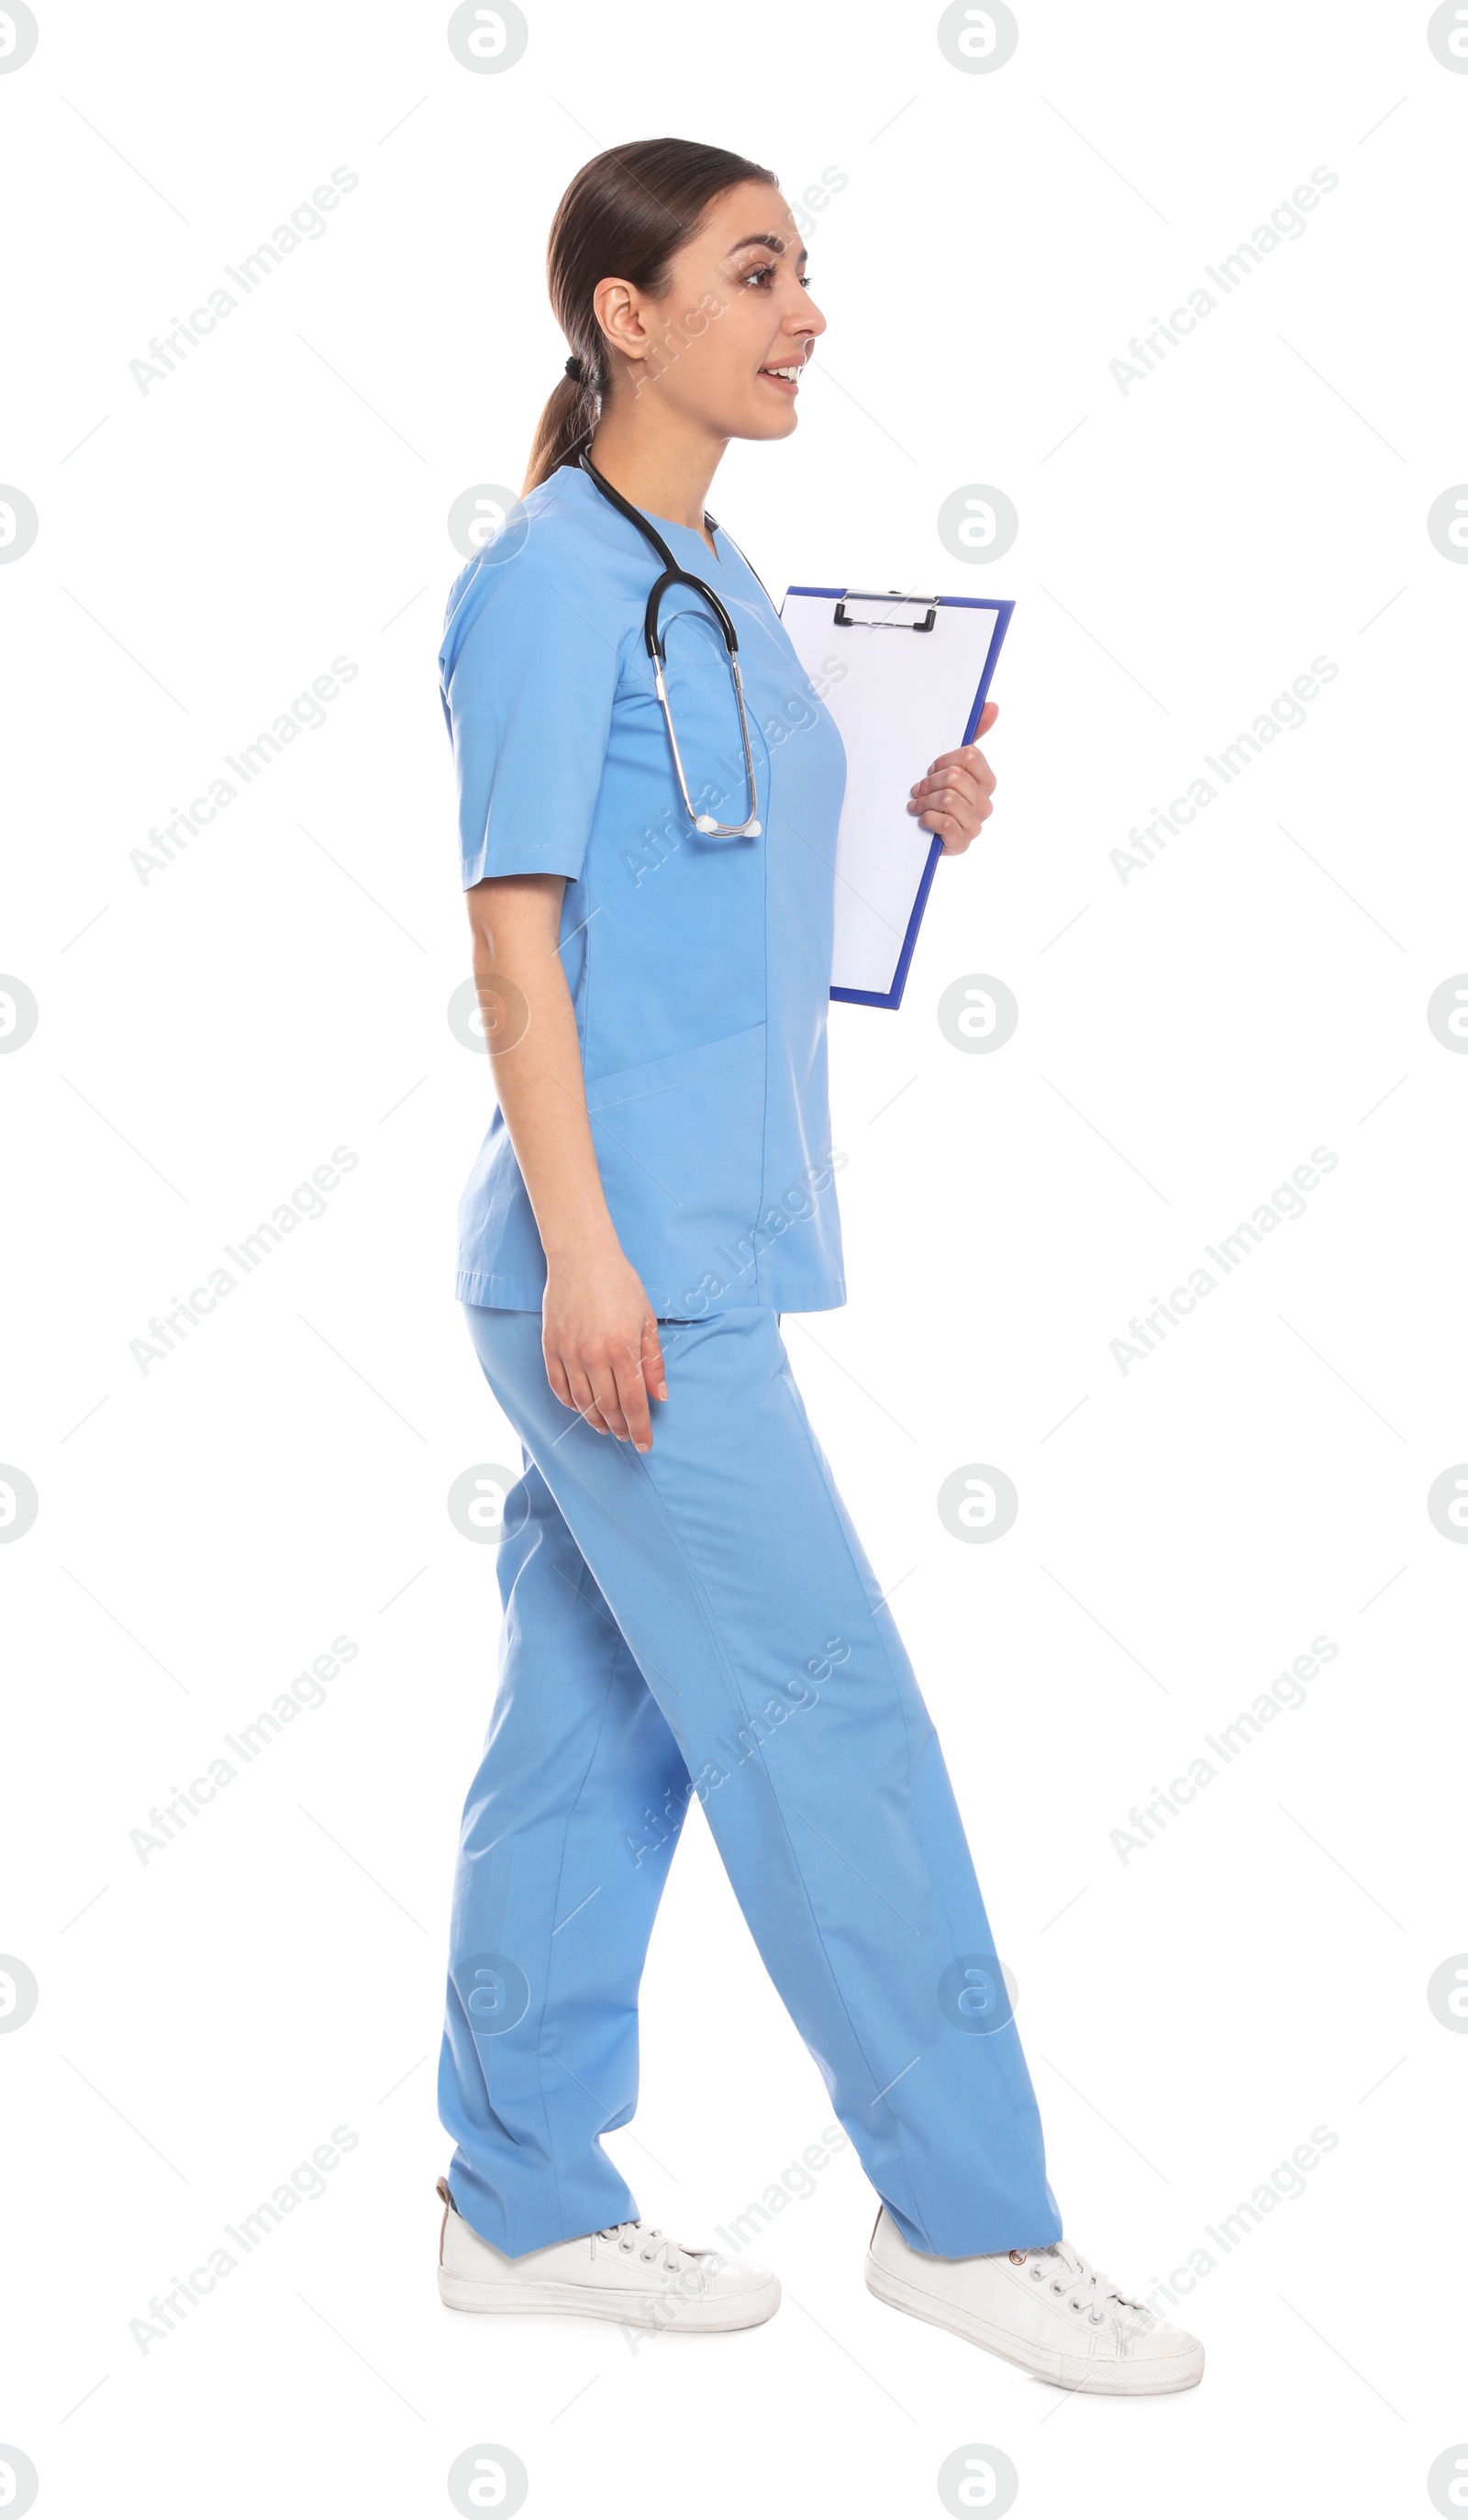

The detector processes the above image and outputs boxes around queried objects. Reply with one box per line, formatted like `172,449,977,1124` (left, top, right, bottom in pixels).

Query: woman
432,137,1203,2396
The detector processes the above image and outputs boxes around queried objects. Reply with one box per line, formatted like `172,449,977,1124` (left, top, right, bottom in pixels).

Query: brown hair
522,137,777,495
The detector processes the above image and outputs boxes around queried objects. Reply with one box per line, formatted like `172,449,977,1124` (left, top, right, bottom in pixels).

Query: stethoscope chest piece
580,452,762,841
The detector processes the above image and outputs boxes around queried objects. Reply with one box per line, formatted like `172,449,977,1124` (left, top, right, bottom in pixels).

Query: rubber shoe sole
439,2264,781,2332
865,2252,1203,2395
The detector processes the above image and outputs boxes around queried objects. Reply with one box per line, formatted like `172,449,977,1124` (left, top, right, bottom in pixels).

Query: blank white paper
779,588,1004,1001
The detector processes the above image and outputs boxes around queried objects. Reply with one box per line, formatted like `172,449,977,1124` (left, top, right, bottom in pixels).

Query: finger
545,1345,577,1412
565,1362,613,1435
913,746,994,786
913,755,995,798
924,738,996,777
975,700,998,738
918,805,977,850
908,772,990,825
641,1316,668,1404
909,765,990,812
611,1341,654,1453
584,1357,633,1443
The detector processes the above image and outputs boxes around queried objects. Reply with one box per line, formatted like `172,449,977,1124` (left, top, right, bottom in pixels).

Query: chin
735,402,800,443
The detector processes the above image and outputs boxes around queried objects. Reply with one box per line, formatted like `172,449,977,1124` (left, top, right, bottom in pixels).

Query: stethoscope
578,450,763,839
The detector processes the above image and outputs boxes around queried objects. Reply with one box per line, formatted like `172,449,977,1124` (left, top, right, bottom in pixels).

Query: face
593,181,826,440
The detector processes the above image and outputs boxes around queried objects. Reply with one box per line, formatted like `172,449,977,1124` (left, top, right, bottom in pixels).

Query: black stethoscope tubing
577,450,765,838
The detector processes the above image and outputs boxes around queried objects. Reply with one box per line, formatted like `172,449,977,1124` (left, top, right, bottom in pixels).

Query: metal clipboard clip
832,589,941,633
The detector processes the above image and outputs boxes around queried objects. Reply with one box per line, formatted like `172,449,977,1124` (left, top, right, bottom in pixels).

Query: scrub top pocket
585,1022,767,1317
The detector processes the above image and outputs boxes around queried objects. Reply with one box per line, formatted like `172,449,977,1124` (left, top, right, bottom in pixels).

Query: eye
739,260,814,291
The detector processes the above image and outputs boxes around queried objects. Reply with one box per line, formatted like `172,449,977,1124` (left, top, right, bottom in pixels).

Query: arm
467,873,666,1451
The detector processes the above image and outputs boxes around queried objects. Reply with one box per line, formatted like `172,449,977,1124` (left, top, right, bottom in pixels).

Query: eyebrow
726,231,808,265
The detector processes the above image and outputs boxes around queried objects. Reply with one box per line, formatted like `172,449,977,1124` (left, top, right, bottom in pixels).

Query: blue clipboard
780,587,1014,1009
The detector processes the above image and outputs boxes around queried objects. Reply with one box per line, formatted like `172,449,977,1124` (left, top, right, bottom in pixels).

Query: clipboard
779,586,1013,1008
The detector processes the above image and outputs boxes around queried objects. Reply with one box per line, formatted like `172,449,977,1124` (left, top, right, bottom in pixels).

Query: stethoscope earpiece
579,452,763,844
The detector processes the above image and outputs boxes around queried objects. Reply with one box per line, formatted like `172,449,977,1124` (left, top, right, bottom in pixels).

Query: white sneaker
435,2177,781,2333
865,2209,1204,2395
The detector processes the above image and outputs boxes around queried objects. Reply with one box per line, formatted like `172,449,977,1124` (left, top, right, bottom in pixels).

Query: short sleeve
438,540,621,888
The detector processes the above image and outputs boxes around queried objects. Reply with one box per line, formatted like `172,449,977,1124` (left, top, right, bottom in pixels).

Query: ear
593,275,652,374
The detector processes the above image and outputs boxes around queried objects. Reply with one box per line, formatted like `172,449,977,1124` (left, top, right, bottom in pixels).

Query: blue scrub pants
439,1303,1063,2261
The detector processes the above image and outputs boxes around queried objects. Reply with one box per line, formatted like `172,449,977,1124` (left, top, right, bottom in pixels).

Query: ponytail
521,137,776,496
522,361,601,495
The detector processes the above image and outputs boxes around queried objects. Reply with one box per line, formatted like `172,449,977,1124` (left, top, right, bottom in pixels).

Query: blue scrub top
439,460,850,1319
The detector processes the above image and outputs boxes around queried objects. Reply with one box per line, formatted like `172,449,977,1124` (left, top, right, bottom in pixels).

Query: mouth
758,358,807,396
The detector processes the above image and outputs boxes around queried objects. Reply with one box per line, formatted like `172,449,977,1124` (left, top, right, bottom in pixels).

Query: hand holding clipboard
779,586,1011,1008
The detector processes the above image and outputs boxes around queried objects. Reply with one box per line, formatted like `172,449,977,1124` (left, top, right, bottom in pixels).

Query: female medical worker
432,137,1203,2397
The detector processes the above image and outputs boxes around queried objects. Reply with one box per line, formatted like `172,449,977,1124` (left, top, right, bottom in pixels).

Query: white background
3,3,1466,2514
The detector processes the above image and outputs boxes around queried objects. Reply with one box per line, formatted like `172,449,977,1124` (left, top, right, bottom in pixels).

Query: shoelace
1023,2240,1150,2328
595,2219,696,2274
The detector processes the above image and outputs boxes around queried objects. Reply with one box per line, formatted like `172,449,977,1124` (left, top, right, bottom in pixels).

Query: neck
586,396,728,531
